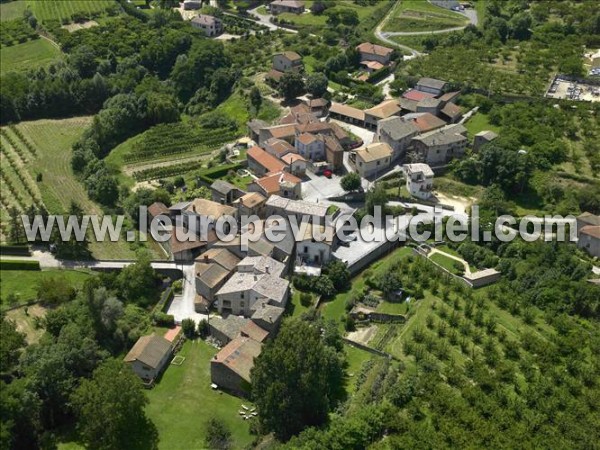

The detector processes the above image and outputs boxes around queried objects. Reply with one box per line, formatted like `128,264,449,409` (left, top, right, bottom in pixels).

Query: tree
0,315,26,376
365,184,388,215
36,276,76,306
305,72,328,98
181,318,196,338
8,206,24,244
340,172,361,192
278,71,305,101
204,417,232,450
116,251,159,305
322,261,350,292
71,359,156,450
249,86,262,114
251,319,345,440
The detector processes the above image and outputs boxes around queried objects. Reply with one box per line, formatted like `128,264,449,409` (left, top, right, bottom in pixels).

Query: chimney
269,316,273,323
204,254,208,262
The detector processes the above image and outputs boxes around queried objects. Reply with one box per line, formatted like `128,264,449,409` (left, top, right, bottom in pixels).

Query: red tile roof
402,89,436,102
248,146,285,173
356,42,394,57
255,171,301,195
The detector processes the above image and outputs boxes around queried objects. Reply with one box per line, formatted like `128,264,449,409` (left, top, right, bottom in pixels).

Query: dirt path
428,248,471,275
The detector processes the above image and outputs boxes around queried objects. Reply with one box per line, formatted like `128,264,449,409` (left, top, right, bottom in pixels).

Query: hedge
197,163,244,185
0,259,41,271
0,245,31,257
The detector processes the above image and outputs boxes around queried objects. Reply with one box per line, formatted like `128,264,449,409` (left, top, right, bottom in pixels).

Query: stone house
356,42,394,66
352,142,392,178
216,272,290,316
377,116,419,162
410,124,468,165
123,335,172,382
211,336,262,396
272,51,303,73
415,77,447,96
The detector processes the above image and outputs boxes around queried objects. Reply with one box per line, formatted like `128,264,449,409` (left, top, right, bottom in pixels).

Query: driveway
374,0,479,56
247,6,298,33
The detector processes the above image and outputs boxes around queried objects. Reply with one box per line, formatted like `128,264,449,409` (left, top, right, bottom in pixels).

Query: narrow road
247,6,298,33
374,0,478,57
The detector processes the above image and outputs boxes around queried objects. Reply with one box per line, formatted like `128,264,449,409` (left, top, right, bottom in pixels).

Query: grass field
0,268,93,306
319,247,414,329
383,0,468,33
0,0,27,21
0,118,151,259
27,0,117,23
430,252,465,274
464,111,501,137
145,340,254,450
276,0,388,32
0,38,61,74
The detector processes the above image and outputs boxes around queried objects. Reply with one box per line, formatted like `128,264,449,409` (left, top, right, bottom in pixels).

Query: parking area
545,78,600,102
302,171,347,202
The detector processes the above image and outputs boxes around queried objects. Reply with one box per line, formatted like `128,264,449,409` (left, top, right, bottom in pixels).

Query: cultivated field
0,37,61,74
383,0,468,33
5,0,118,23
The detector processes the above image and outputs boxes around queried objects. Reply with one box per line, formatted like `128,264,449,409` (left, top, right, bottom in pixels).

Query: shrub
0,259,40,271
181,318,196,338
153,312,175,327
300,292,313,307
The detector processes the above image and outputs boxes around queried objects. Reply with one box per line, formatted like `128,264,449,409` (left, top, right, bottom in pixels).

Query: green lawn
430,252,465,275
383,0,468,33
277,0,388,32
287,289,314,318
319,247,414,328
0,268,93,306
464,111,501,137
145,340,254,450
0,38,61,74
215,91,281,132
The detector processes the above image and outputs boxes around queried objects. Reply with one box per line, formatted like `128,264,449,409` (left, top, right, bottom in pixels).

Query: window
241,301,245,308
377,161,380,166
241,292,245,299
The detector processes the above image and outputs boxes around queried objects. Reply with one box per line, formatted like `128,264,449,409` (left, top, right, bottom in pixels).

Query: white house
191,14,223,37
273,51,303,73
404,163,434,200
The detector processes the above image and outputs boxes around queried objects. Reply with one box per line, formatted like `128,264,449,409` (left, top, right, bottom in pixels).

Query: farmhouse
272,51,303,73
209,314,251,345
329,102,365,126
410,124,468,165
250,302,285,333
296,223,336,267
234,192,267,217
356,42,394,66
404,163,434,200
124,335,172,383
191,14,223,37
237,255,286,278
216,271,290,316
210,180,244,205
352,142,392,178
247,146,286,176
364,100,402,129
377,116,419,162
263,138,295,159
281,152,307,177
406,112,447,133
270,0,305,15
473,130,499,152
248,171,302,199
211,336,262,396
577,226,600,258
415,77,448,96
